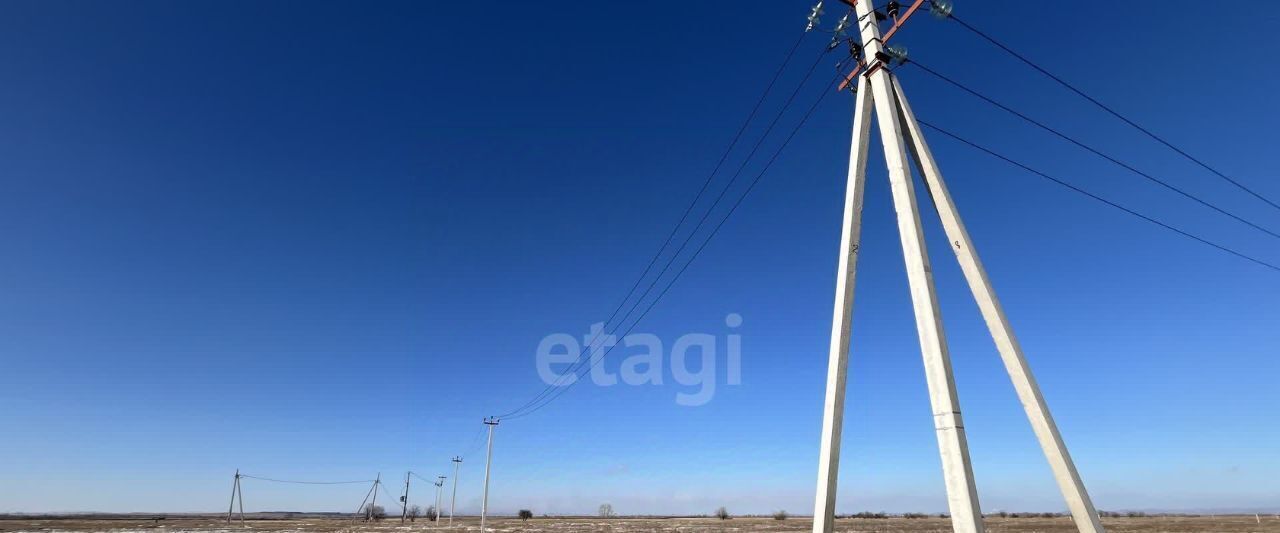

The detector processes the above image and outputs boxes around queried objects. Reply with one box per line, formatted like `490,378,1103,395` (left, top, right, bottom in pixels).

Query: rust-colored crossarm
835,0,926,91
882,0,927,42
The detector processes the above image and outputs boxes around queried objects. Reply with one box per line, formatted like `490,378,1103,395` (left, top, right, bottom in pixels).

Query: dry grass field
2,516,1278,533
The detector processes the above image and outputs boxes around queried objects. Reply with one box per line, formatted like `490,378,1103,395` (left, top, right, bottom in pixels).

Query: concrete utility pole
450,456,462,526
810,2,1104,533
226,469,244,526
479,418,500,532
435,476,447,522
400,472,411,523
368,473,380,522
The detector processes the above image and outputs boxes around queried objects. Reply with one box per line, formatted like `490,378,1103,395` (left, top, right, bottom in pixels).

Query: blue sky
1,0,1278,516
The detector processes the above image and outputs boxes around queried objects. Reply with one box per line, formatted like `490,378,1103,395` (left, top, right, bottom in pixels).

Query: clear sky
1,0,1278,517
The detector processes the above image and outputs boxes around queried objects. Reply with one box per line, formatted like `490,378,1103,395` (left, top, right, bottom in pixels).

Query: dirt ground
2,516,1278,533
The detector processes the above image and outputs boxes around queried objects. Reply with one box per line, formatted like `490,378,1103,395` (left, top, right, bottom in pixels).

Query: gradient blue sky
2,0,1278,516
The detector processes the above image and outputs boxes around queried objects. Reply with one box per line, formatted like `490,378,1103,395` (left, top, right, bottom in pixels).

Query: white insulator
806,0,825,32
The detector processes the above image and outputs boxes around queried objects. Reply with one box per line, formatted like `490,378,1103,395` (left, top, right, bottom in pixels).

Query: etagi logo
535,313,743,406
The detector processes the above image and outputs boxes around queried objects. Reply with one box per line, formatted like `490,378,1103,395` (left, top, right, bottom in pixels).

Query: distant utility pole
449,456,462,526
434,476,446,522
810,1,1104,533
479,418,500,532
225,469,244,526
400,472,411,523
353,477,378,524
368,473,381,522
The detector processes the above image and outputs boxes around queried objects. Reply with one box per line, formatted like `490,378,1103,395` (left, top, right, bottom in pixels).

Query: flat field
2,516,1278,533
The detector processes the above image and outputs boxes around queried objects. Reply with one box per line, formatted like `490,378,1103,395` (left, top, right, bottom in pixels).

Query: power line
505,67,848,420
918,119,1280,273
945,13,1280,213
460,425,487,456
905,59,1280,242
498,42,836,421
239,474,375,485
494,32,816,420
502,50,838,420
514,46,833,415
378,483,405,510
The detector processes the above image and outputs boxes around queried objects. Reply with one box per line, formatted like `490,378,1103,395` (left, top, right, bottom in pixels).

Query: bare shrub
362,504,386,521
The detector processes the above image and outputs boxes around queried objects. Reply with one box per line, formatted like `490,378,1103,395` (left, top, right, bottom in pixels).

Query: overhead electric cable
905,59,1280,242
918,119,1280,273
505,68,848,420
497,43,835,420
410,471,437,484
945,13,1280,213
239,474,375,485
460,425,486,456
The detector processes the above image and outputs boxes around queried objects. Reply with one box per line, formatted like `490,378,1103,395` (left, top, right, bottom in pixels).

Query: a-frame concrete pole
227,470,238,524
811,73,874,533
851,2,985,532
889,78,1105,533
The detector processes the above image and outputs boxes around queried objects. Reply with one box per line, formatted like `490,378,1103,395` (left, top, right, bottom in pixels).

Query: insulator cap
885,44,909,65
930,0,954,19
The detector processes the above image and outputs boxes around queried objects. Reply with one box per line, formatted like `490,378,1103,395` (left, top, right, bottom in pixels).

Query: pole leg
848,3,985,527
871,66,984,530
811,74,874,533
450,458,461,527
889,75,1105,533
369,474,380,522
235,476,244,526
354,480,376,523
227,470,237,524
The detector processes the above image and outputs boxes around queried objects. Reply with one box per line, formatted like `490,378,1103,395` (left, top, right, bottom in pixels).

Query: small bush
362,504,386,521
903,512,928,519
715,507,730,520
773,510,788,521
518,510,533,521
